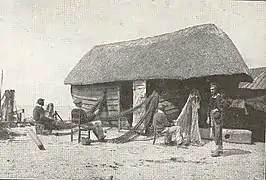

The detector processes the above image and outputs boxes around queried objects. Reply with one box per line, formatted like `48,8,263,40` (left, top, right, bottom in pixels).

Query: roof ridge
65,23,251,85
92,23,218,49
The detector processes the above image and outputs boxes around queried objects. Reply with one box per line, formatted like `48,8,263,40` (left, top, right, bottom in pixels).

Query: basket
81,137,92,145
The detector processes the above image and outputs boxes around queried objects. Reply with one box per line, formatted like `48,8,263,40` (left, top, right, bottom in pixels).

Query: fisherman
71,98,106,141
45,103,55,120
153,104,183,145
207,83,228,157
33,98,55,134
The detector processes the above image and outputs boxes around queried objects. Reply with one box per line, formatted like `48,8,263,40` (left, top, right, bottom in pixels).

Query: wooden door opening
120,82,133,126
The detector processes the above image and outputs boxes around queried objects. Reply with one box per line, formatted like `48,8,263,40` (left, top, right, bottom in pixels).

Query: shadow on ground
222,148,251,157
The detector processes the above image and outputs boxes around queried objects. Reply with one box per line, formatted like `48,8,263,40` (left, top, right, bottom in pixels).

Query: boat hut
64,23,252,127
239,67,266,111
236,67,266,141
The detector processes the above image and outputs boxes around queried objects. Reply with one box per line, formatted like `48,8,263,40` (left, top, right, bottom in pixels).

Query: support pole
0,70,3,121
70,117,73,142
118,118,121,132
6,90,15,122
132,80,146,127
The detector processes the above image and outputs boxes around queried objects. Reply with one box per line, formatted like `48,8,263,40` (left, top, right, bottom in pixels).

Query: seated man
72,98,106,141
33,98,56,134
153,104,183,145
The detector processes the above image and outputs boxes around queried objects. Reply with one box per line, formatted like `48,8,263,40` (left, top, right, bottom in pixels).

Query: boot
176,137,183,146
211,143,218,153
212,145,223,153
164,133,171,145
211,145,223,157
184,138,190,146
99,135,107,142
211,149,221,157
217,145,223,153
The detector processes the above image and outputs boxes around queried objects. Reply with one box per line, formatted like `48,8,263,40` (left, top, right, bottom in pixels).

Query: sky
0,0,265,118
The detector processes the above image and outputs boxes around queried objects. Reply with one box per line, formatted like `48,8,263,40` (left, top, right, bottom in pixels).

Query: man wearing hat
207,83,228,157
33,98,55,134
71,98,106,141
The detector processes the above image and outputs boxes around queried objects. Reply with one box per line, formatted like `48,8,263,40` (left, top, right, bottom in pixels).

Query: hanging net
107,91,160,143
73,90,202,145
173,93,202,145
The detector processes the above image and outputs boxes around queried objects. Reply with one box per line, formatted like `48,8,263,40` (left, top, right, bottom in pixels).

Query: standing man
207,83,228,157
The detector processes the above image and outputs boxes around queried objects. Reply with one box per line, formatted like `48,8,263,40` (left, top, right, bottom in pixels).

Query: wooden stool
78,125,93,143
70,111,94,143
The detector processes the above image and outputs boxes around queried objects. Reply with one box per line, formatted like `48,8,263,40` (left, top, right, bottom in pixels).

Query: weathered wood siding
132,80,146,126
71,83,120,120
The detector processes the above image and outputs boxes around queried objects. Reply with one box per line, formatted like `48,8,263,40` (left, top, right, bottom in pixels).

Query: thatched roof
236,67,266,112
64,23,251,85
239,67,266,90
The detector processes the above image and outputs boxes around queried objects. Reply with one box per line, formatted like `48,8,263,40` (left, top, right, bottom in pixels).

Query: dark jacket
33,105,45,123
153,110,172,132
71,108,96,124
208,93,228,123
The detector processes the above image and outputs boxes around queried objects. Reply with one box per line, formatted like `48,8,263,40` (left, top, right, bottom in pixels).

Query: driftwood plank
27,129,46,150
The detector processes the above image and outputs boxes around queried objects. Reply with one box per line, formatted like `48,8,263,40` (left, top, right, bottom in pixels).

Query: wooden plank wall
71,83,120,120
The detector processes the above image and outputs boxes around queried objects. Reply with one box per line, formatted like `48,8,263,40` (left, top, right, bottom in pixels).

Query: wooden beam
117,85,121,131
27,129,46,150
0,70,3,121
133,80,146,126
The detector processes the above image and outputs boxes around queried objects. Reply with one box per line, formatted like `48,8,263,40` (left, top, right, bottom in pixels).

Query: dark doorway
120,82,133,126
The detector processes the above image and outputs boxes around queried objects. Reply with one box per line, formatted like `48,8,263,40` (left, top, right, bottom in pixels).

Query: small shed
238,67,266,112
64,23,252,127
228,67,266,142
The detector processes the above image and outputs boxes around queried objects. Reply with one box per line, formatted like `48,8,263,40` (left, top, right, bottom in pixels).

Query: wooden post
132,80,146,127
8,90,14,122
117,85,121,131
0,70,3,121
27,129,46,150
70,117,73,142
3,90,15,122
3,90,8,121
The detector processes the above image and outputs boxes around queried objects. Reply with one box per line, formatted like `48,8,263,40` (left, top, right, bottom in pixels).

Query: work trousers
164,126,183,145
38,118,56,131
87,120,105,140
211,110,223,146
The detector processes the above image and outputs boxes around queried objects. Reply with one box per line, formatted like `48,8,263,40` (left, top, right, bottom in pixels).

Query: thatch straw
64,23,251,85
239,67,266,90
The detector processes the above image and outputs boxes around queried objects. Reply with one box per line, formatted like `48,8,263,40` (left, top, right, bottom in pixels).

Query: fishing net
72,91,159,143
107,91,160,143
72,89,203,144
173,94,202,145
